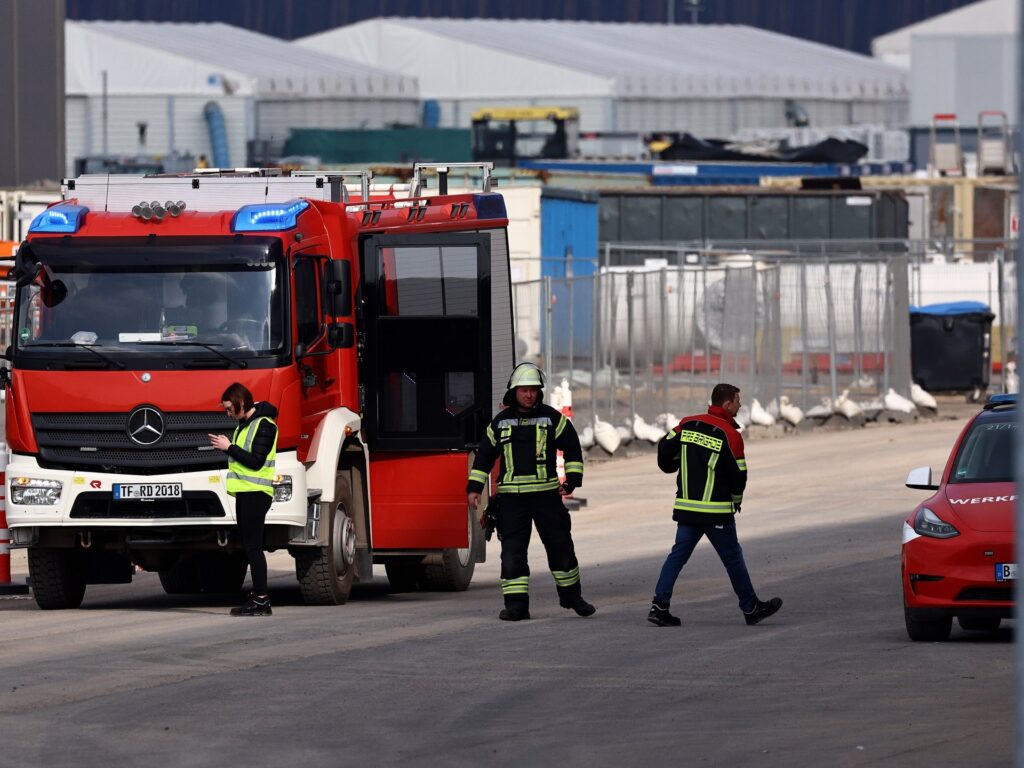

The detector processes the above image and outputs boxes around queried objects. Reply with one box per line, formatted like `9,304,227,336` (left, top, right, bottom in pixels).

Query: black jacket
467,403,583,495
228,401,279,471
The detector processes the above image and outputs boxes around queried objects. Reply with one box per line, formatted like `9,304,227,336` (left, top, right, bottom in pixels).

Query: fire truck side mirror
327,323,354,349
327,261,352,316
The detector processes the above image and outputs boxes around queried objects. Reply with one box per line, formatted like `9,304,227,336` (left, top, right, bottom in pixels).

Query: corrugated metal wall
66,94,249,172
257,98,421,154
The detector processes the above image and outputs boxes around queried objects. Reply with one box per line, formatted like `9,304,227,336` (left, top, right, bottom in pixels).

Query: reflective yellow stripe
501,576,530,594
486,425,497,446
702,452,720,501
552,567,580,586
673,498,735,513
468,469,489,484
555,414,568,438
564,461,584,473
501,427,514,484
679,442,688,500
535,424,548,481
736,458,747,471
497,479,562,494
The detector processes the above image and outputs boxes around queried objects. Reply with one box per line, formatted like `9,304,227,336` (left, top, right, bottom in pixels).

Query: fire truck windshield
15,260,285,361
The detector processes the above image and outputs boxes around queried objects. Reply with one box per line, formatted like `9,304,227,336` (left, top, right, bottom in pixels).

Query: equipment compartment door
361,233,492,451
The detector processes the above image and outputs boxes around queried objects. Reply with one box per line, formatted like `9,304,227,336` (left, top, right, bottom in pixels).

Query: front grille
70,491,225,519
33,411,236,475
955,587,1015,602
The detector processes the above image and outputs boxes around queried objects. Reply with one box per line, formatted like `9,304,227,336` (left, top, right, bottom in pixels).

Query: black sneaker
499,605,531,622
231,594,272,617
560,597,597,617
647,603,681,627
744,597,782,626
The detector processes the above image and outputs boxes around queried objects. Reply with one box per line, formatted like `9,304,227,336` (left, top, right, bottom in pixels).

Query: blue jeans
654,519,758,613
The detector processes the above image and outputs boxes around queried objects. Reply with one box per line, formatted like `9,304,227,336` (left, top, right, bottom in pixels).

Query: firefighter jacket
658,404,747,524
226,401,279,498
467,403,584,495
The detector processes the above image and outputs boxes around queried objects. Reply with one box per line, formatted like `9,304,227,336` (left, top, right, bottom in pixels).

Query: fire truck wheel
28,547,86,609
421,504,480,591
295,476,356,605
158,556,202,595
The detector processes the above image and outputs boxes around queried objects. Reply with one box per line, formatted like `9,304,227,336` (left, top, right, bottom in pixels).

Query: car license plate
995,563,1017,581
112,483,182,501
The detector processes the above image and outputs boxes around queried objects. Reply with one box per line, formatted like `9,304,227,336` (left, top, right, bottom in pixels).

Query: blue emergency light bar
231,200,309,232
29,204,89,234
473,193,507,220
984,393,1018,409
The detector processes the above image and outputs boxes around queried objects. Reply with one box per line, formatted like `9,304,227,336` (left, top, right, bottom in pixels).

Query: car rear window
950,413,1015,483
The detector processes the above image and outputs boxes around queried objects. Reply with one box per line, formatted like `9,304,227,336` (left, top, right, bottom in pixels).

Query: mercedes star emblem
127,406,165,446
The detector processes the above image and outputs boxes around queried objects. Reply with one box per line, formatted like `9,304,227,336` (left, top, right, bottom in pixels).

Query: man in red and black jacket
647,383,782,627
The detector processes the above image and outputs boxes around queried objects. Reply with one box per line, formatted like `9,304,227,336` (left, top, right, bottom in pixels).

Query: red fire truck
3,164,513,609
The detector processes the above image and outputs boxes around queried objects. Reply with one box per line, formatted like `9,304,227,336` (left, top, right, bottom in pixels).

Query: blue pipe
203,101,230,168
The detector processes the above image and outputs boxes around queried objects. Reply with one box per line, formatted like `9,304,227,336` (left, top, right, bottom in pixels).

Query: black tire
384,557,425,593
958,616,1001,632
28,548,86,610
421,504,481,591
905,607,952,641
295,475,356,605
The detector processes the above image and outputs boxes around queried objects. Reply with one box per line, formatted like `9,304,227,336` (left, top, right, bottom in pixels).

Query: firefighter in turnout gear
467,363,596,621
647,383,782,628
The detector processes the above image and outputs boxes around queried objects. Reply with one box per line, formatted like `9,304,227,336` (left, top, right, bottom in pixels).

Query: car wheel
905,607,952,641
957,616,1001,632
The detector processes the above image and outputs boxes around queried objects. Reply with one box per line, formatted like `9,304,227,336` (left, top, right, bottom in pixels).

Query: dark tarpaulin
659,133,869,164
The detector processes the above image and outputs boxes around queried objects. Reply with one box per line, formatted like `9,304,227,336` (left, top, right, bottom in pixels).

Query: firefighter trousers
497,490,582,607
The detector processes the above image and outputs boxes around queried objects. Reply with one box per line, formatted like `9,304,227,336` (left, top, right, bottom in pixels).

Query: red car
902,394,1016,641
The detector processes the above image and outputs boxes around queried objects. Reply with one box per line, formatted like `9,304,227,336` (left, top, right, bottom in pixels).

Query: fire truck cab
4,163,513,608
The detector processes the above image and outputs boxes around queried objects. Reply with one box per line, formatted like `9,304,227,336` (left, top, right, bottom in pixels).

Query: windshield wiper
24,342,127,370
134,341,248,369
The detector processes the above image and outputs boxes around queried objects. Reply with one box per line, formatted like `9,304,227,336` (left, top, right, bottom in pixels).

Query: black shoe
231,594,272,617
647,603,681,627
499,605,531,622
560,597,597,617
744,597,782,626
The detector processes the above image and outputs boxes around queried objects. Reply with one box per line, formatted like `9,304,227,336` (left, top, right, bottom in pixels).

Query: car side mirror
906,466,938,491
327,261,352,316
294,342,306,361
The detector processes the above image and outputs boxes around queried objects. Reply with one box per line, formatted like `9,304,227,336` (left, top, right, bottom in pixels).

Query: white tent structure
872,0,1018,68
65,21,419,174
298,18,909,135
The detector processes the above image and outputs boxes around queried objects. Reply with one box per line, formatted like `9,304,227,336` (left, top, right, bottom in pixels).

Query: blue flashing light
473,193,507,220
984,393,1018,409
231,199,309,232
29,204,88,234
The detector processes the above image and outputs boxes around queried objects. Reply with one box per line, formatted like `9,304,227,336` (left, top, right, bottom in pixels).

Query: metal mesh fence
514,239,1017,432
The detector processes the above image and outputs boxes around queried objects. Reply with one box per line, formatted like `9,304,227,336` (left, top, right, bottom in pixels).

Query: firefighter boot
557,581,596,617
499,596,530,622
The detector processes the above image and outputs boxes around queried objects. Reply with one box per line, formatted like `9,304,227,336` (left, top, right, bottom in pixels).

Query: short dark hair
711,383,740,406
221,382,254,414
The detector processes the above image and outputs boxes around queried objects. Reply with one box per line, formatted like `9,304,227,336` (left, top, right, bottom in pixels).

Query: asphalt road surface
0,415,1012,767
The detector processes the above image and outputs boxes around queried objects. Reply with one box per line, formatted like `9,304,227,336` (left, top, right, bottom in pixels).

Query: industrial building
64,20,419,173
297,17,909,137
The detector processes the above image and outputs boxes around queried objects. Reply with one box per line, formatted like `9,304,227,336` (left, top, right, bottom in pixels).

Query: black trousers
235,491,272,595
497,490,582,606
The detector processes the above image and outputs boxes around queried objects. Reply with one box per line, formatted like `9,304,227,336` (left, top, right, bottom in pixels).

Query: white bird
778,395,803,426
806,398,833,419
750,398,775,426
834,389,863,420
616,424,634,446
853,374,876,390
593,419,621,454
911,383,938,411
766,398,781,419
735,405,752,429
654,412,678,431
632,413,664,443
579,425,595,450
883,388,916,414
